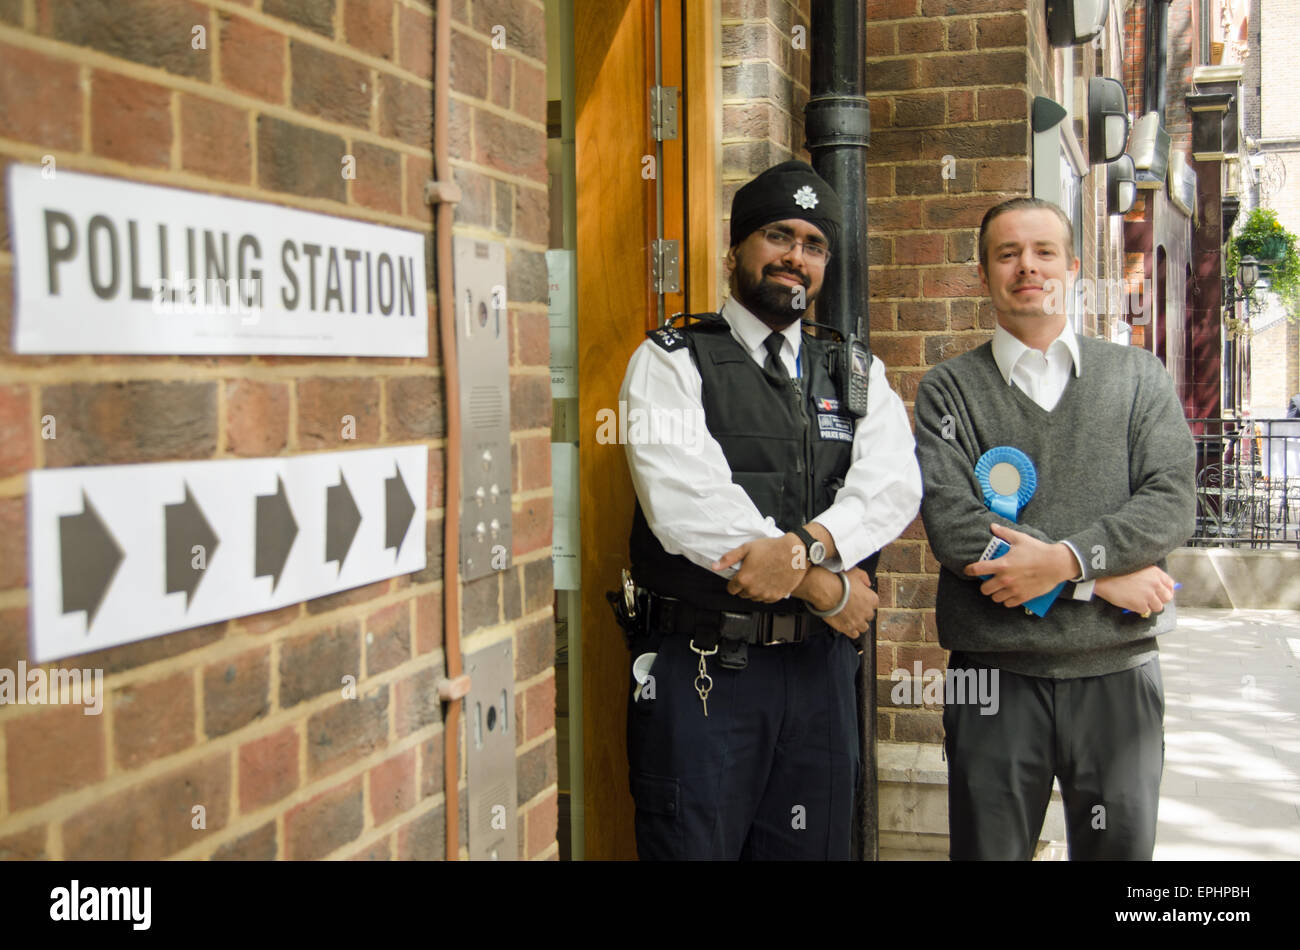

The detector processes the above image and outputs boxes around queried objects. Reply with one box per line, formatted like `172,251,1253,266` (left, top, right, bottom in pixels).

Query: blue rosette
974,446,1037,522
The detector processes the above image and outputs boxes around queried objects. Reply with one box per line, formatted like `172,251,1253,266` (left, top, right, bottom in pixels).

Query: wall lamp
1128,112,1171,184
1107,154,1136,214
1047,0,1111,46
1088,77,1130,164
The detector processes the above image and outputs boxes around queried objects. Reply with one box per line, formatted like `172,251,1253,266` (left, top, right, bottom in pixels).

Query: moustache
764,267,808,288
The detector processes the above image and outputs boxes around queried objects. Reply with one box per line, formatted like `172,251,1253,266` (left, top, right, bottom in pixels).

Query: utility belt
606,570,823,671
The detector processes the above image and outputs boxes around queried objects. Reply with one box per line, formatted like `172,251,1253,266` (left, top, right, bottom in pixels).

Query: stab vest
629,313,857,613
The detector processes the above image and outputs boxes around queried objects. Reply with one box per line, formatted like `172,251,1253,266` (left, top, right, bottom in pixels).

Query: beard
733,263,816,328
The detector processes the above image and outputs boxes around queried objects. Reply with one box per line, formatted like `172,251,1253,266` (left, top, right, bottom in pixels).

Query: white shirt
619,296,923,577
990,322,1094,598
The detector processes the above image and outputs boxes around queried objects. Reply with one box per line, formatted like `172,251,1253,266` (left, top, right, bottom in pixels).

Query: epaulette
646,312,726,351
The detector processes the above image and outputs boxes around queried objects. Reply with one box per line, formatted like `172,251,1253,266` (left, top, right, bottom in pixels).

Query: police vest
629,313,857,613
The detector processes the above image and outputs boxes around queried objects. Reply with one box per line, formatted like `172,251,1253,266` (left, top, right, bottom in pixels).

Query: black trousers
626,630,861,860
943,651,1165,861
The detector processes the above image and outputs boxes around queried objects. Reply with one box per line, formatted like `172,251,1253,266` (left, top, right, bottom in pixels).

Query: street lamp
1225,255,1261,312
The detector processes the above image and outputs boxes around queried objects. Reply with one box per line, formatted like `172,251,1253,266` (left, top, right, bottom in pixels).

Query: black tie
763,332,788,388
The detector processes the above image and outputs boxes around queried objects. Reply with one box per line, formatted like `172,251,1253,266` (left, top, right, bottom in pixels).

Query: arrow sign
386,463,415,558
325,471,362,571
255,475,298,591
59,491,125,630
165,482,220,608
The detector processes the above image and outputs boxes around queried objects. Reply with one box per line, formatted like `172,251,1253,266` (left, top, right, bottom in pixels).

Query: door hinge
651,239,680,294
650,85,679,141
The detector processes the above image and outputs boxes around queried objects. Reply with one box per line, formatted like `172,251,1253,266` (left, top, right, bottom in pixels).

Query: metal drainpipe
1143,0,1172,122
428,0,473,861
805,0,876,860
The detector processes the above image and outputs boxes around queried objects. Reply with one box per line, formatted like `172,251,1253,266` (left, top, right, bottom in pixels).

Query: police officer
618,160,922,860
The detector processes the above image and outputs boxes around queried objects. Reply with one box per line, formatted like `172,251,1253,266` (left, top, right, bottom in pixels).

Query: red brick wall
0,0,555,861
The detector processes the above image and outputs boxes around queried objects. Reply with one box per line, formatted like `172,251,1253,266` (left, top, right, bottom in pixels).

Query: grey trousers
943,651,1165,861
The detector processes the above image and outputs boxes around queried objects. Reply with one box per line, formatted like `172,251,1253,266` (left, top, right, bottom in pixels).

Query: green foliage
1227,207,1300,314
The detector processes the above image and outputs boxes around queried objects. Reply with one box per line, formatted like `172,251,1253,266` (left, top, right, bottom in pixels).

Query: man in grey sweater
914,197,1196,860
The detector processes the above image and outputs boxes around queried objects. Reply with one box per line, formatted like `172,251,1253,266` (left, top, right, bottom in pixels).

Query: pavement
1154,607,1300,860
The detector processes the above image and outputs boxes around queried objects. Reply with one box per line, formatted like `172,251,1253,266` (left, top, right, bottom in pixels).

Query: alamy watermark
1041,277,1153,324
0,662,104,715
151,273,263,324
890,662,1000,716
595,401,708,456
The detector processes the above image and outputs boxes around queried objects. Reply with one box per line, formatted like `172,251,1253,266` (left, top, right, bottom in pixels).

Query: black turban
729,160,843,252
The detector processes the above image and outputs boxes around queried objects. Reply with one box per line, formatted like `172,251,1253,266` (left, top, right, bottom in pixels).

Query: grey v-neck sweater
914,336,1197,679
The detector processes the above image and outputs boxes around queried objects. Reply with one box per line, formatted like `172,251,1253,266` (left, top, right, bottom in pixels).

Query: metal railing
1189,417,1300,549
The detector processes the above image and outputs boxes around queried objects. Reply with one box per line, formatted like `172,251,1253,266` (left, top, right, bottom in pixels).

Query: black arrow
165,482,220,609
255,475,298,591
60,490,124,631
385,463,416,558
325,470,362,571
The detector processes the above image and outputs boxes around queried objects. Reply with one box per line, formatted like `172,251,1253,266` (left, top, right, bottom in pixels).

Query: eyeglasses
759,227,831,264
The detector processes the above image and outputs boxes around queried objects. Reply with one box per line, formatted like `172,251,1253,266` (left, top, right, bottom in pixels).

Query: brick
291,41,370,128
385,374,444,440
948,232,978,264
975,158,1029,192
180,95,252,188
419,730,444,799
898,19,943,53
113,671,196,769
462,573,500,633
415,592,444,655
510,374,551,430
284,775,365,860
43,621,227,678
517,734,556,803
946,18,974,50
508,249,548,303
919,51,1026,89
922,265,983,298
976,12,1027,48
298,377,380,448
351,141,402,214
491,44,512,109
0,496,25,590
219,14,286,104
894,711,943,743
450,28,488,100
306,580,389,615
924,194,1001,229
211,821,277,860
42,381,216,467
517,435,551,495
307,687,389,779
978,87,1028,122
378,74,432,148
365,602,411,676
895,233,946,265
476,111,546,180
0,385,32,479
257,116,347,202
877,608,924,643
471,0,545,61
866,22,895,55
405,153,434,224
454,165,491,228
868,269,919,299
869,300,896,332
40,0,211,79
369,747,416,825
62,753,230,859
396,803,444,860
0,0,19,23
512,495,552,557
867,197,925,230
526,787,557,858
947,89,975,123
949,297,978,329
348,836,392,860
279,621,361,708
523,675,555,742
515,60,546,125
919,0,1022,14
867,0,918,17
515,616,555,682
446,97,472,163
264,0,335,38
894,93,945,128
866,58,919,92
343,0,392,59
238,725,299,812
411,517,444,584
5,704,105,810
235,603,300,636
203,648,270,738
493,179,513,235
394,665,445,740
871,334,923,368
924,332,986,364
91,71,171,168
224,380,289,457
894,300,948,335
0,825,48,860
512,310,549,370
0,43,82,151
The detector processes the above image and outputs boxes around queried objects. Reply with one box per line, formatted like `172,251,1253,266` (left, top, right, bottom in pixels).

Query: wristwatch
792,526,827,566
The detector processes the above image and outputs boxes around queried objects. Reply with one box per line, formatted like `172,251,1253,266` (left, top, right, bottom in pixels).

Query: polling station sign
5,165,428,356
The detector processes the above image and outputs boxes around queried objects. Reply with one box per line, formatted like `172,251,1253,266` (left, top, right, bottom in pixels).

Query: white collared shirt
619,296,922,576
990,321,1093,597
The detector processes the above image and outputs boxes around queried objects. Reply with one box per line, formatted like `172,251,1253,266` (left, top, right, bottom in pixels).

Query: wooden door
575,0,716,859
